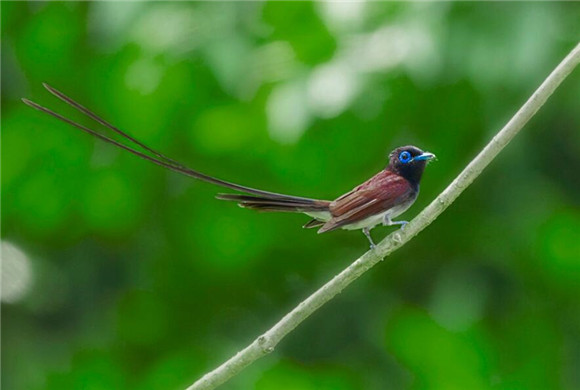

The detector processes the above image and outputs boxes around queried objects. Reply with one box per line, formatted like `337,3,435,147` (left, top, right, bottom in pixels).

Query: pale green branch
186,43,580,390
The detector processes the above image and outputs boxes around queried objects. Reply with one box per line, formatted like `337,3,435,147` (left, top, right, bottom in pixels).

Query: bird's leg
383,215,408,230
362,228,376,249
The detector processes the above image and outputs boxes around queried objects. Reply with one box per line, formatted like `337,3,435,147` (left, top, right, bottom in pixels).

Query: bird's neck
388,166,424,190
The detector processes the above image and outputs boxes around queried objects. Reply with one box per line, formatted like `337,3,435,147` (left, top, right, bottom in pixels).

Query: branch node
257,335,275,353
391,232,403,244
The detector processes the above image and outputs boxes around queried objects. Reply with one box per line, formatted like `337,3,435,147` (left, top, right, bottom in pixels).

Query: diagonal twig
186,42,580,390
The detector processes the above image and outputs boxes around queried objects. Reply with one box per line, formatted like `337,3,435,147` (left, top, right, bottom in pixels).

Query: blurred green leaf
116,290,170,347
385,307,493,390
3,2,580,390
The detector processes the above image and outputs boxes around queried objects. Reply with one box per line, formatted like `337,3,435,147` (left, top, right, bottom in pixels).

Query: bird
22,83,435,248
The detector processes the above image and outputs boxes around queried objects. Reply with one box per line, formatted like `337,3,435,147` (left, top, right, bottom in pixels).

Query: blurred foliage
2,2,580,390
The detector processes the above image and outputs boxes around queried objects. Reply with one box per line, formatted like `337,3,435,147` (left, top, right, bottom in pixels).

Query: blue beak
414,152,435,161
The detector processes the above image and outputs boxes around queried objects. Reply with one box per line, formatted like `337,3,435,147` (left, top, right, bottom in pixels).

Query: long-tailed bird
22,83,435,247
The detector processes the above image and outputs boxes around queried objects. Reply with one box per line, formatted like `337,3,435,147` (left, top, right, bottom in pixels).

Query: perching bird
22,83,435,248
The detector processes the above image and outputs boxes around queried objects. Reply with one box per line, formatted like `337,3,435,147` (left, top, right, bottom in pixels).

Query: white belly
339,202,412,230
304,195,416,231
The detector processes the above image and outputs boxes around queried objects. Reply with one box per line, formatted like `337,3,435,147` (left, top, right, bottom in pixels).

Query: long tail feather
42,83,185,167
22,84,320,202
216,193,330,213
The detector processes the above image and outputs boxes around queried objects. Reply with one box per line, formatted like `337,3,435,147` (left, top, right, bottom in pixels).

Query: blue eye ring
399,151,412,163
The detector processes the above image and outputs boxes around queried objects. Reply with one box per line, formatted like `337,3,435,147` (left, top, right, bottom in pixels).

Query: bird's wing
318,171,413,233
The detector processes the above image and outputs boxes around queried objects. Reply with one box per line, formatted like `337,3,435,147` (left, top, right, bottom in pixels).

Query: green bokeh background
2,2,580,390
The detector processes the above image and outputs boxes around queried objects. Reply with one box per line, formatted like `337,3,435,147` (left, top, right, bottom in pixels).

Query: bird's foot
383,216,408,229
362,228,376,249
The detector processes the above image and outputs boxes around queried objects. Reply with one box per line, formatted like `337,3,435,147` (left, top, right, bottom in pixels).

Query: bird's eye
399,151,412,163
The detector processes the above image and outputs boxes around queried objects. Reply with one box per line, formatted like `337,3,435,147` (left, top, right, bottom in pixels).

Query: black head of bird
388,145,435,187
